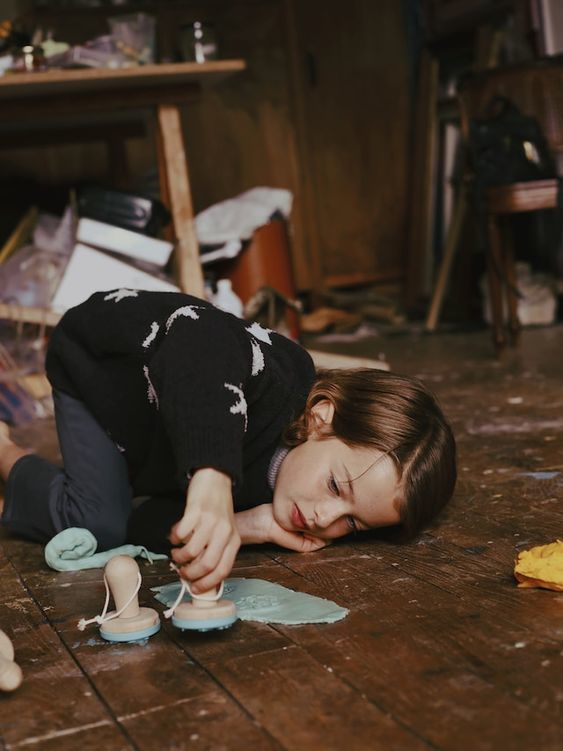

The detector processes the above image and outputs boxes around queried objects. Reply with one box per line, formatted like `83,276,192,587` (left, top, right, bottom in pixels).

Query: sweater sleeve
145,306,252,486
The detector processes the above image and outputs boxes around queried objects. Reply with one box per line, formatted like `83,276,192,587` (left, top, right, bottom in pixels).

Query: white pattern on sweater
246,321,273,344
104,289,139,303
142,321,160,348
250,338,265,376
166,305,204,332
246,322,273,376
143,365,159,409
224,382,248,432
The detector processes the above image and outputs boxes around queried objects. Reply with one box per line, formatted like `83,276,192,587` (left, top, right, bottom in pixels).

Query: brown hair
284,369,456,539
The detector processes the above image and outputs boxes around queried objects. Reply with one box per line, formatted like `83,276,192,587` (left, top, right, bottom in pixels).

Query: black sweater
46,290,315,510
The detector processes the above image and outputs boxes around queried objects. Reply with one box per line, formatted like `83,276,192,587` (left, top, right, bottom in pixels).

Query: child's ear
308,399,335,435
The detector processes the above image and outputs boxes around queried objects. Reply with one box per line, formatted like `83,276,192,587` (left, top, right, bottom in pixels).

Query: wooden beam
156,104,204,297
0,83,202,121
0,121,146,149
405,49,439,308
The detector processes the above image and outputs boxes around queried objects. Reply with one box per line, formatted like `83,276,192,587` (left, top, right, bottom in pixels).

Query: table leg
425,183,468,331
487,213,506,354
156,103,204,297
501,219,521,346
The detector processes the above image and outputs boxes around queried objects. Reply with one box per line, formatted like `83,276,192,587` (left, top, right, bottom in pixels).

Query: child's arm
169,468,241,594
235,504,329,553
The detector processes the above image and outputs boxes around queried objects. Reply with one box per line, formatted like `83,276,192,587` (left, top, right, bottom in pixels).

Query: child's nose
314,498,344,529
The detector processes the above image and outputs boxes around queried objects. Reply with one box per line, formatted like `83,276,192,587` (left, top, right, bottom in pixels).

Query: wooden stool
486,179,558,352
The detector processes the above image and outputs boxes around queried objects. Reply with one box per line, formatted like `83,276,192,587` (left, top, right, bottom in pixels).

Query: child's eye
328,473,340,495
346,516,358,532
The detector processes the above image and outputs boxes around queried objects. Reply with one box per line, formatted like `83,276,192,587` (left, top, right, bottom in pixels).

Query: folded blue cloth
45,527,168,571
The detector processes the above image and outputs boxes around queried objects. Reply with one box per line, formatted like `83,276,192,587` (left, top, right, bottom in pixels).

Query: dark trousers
2,390,133,551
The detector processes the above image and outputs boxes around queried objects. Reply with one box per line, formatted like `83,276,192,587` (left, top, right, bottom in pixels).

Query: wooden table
0,61,246,302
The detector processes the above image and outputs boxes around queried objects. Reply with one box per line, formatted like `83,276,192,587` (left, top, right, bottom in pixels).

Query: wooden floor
1,324,562,750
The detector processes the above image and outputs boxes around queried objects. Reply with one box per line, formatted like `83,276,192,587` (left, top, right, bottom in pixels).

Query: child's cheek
322,519,350,540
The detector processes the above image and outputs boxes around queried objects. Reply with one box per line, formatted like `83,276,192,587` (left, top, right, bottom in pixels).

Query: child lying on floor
0,290,456,594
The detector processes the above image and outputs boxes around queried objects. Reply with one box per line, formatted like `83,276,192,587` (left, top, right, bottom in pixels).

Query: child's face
272,401,402,540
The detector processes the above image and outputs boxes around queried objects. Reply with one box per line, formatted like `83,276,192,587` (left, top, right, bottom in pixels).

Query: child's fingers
185,526,230,576
300,536,331,553
169,526,187,546
169,514,195,546
171,524,209,565
187,537,239,594
273,528,331,553
172,512,234,563
169,506,213,554
179,523,238,584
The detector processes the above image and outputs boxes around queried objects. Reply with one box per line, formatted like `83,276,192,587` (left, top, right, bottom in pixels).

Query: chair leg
425,183,468,331
500,219,521,346
487,213,507,353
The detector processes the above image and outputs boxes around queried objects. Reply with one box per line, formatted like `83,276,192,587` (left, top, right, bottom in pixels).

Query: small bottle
213,279,243,318
179,21,218,63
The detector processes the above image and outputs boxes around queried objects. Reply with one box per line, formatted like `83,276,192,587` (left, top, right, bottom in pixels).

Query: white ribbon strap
77,571,142,631
140,546,155,564
163,579,188,620
163,563,224,619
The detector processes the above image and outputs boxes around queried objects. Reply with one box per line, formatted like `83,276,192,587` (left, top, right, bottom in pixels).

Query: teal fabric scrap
45,527,168,571
151,577,349,625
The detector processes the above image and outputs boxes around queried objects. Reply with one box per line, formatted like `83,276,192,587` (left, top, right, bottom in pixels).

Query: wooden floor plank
2,324,563,750
270,615,562,751
6,571,283,751
270,536,563,741
0,551,132,749
121,691,283,751
199,644,433,751
4,723,133,751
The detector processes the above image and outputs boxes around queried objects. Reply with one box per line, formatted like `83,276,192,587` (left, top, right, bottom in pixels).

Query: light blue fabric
151,577,349,625
44,527,168,571
519,471,560,480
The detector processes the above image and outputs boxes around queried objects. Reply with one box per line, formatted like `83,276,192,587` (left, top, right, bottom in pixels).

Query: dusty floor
1,323,562,750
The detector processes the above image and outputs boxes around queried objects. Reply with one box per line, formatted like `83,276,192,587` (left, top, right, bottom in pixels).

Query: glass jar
179,21,218,63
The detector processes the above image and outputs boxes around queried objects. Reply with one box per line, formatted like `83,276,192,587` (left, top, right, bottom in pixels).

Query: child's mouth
291,503,308,530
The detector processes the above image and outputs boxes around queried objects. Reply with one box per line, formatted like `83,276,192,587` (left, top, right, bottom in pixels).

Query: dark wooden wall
5,0,412,292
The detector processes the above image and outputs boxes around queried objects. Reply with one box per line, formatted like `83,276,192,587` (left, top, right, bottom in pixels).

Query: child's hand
235,504,330,553
169,468,240,594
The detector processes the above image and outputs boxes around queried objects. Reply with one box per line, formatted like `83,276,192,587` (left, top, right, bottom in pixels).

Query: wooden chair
426,59,563,352
458,59,563,352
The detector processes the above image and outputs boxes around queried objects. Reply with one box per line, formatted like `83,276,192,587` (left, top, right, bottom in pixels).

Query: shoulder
60,290,211,319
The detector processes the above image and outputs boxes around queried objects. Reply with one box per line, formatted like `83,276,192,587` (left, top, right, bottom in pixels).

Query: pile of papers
51,218,178,313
